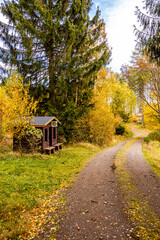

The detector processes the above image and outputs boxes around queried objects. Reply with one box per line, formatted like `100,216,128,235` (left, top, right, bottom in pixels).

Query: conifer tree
0,0,111,119
134,0,160,64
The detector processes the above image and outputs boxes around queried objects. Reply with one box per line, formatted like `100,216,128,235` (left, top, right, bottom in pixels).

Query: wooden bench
54,143,63,150
44,147,55,154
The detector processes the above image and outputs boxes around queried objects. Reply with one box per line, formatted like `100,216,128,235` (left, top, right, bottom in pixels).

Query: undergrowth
143,141,160,176
144,129,160,143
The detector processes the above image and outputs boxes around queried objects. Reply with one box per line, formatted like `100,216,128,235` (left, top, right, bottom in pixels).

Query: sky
0,0,144,73
91,0,144,73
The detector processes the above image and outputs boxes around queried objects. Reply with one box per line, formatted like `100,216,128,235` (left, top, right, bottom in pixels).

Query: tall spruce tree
0,0,111,119
134,0,160,65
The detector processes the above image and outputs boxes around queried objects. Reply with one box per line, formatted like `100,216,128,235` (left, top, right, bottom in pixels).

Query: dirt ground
35,129,160,240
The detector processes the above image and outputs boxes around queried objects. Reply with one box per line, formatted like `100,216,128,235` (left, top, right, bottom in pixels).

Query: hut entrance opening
49,127,52,146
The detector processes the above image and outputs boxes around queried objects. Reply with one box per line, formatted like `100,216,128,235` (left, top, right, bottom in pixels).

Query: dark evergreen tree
0,0,111,108
134,0,160,65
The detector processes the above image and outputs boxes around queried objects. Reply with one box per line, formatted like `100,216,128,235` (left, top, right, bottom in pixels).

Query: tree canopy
0,0,111,114
121,55,160,127
135,0,160,64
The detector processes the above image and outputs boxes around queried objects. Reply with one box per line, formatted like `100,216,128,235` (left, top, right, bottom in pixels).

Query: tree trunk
139,78,145,127
48,48,56,104
75,79,78,105
139,97,145,127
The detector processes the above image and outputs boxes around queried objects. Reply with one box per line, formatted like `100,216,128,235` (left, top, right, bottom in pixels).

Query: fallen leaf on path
91,199,98,203
76,223,80,230
91,218,97,221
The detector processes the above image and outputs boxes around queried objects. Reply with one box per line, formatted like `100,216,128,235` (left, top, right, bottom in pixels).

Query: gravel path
36,128,160,240
56,140,134,240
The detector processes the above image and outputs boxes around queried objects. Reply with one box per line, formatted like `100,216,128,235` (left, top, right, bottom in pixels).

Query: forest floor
34,128,160,240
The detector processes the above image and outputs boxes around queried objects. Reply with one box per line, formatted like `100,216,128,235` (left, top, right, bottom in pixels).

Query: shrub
72,106,115,146
120,112,131,123
14,126,43,153
25,127,43,152
115,124,133,137
89,108,115,146
130,115,137,123
115,125,125,135
144,129,160,143
144,136,151,144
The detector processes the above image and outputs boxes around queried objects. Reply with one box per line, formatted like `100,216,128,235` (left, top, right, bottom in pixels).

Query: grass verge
0,143,101,240
143,141,160,176
115,137,160,240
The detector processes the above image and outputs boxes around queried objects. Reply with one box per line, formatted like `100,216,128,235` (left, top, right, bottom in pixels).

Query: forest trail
56,139,133,240
37,128,160,240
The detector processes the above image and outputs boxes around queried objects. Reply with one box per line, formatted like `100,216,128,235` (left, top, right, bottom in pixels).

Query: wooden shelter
13,116,62,154
33,116,62,153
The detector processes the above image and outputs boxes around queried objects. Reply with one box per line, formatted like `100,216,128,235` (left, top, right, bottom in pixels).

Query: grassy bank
143,141,160,176
0,143,101,240
115,138,160,240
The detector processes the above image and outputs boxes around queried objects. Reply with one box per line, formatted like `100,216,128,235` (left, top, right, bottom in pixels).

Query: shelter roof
32,116,61,127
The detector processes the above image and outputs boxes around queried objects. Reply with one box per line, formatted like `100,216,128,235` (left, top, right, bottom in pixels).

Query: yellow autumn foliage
0,87,10,139
0,72,37,140
143,104,160,130
73,67,136,145
88,67,136,145
88,68,115,145
89,105,115,145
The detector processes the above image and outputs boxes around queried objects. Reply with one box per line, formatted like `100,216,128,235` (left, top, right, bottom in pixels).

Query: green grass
143,141,160,176
0,143,100,240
